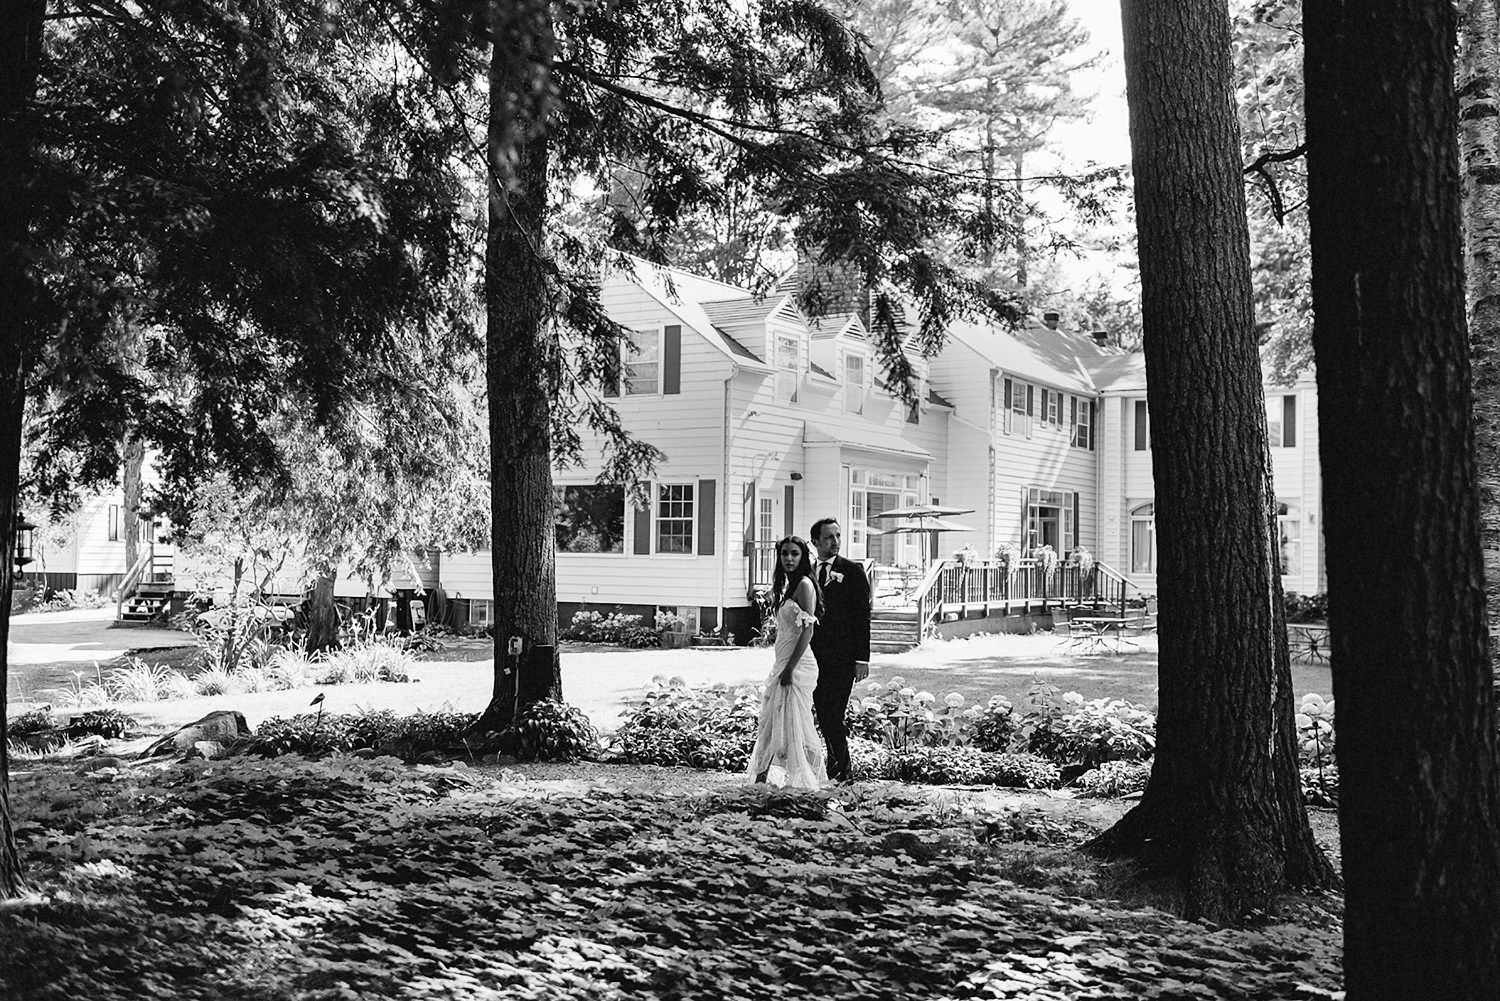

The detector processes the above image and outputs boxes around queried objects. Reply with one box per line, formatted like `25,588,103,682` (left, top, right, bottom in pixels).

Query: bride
747,535,828,789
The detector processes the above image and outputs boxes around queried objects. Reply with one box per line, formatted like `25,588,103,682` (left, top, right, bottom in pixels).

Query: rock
142,711,251,758
76,757,126,774
351,748,378,759
192,740,228,760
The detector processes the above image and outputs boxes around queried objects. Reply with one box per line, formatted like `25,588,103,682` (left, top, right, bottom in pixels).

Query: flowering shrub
967,696,1019,752
1076,759,1151,798
246,708,483,760
1014,681,1155,777
1297,693,1337,806
564,609,660,647
1284,592,1329,624
846,677,977,750
614,678,761,770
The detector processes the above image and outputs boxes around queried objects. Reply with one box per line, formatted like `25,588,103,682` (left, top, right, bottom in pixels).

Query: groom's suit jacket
809,555,871,676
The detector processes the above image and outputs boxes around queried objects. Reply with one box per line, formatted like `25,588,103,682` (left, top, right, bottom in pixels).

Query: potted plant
952,544,979,567
1072,546,1096,599
655,610,691,649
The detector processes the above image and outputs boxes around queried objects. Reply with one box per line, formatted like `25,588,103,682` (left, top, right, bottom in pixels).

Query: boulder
142,711,251,758
76,757,126,774
192,740,228,760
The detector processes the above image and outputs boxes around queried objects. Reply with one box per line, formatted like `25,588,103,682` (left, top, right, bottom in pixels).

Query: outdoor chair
1125,598,1158,638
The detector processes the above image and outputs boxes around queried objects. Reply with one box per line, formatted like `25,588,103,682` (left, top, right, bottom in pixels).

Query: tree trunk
1086,0,1336,922
303,552,342,654
474,0,562,733
1306,3,1500,996
122,430,144,571
1460,0,1500,672
0,0,44,899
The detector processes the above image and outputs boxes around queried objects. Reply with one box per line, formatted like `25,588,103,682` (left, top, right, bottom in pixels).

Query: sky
1055,0,1131,173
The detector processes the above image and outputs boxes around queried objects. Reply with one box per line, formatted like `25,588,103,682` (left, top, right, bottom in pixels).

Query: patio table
1067,616,1140,656
1287,623,1330,664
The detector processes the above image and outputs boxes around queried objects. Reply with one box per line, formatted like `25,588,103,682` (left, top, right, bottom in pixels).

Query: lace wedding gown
746,598,828,789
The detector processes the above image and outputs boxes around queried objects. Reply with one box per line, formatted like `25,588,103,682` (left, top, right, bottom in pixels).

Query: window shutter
1073,493,1081,551
1070,395,1077,434
1003,378,1013,434
663,325,681,395
1134,400,1148,451
1026,384,1034,416
1283,394,1297,448
742,481,755,555
784,485,795,537
1088,401,1097,451
697,479,715,556
634,492,652,555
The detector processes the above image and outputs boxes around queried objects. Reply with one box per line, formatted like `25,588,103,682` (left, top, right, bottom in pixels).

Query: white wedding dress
746,598,828,789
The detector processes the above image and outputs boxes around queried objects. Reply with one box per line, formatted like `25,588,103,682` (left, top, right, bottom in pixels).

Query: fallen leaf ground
1,757,1343,1000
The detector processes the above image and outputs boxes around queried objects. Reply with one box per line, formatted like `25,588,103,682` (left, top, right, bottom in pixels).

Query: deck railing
911,556,1143,635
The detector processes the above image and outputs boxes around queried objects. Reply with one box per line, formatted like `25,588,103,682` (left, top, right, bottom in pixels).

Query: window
554,485,625,553
1134,399,1150,451
1130,502,1157,574
774,335,799,403
1071,396,1092,449
469,599,493,626
1278,501,1302,576
656,483,695,554
1046,389,1060,426
107,504,120,542
843,352,866,414
1268,394,1297,448
623,328,660,395
1009,379,1032,437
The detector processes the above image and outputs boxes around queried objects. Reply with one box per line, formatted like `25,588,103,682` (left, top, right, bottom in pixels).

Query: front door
756,490,778,582
866,491,899,564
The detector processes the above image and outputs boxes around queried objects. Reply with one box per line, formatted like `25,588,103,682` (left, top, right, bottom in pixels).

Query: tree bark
0,0,44,899
303,551,341,654
1306,3,1500,996
122,430,144,572
1086,0,1336,922
1460,0,1500,671
474,0,562,733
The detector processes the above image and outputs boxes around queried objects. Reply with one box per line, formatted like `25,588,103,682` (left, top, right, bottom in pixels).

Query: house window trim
1277,500,1302,578
554,483,629,558
1024,486,1077,555
107,504,121,543
1071,396,1093,449
1008,377,1033,438
622,325,665,397
653,481,698,557
1129,501,1157,575
773,332,801,404
842,349,868,415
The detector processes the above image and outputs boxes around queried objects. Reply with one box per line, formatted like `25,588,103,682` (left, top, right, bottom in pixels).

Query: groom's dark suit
810,555,871,782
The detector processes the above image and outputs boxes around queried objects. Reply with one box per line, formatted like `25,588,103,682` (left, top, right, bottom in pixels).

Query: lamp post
13,514,35,577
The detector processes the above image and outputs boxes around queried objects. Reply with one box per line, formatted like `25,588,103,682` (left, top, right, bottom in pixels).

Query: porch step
870,607,921,654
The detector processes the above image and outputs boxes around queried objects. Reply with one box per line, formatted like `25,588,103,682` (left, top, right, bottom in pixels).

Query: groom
808,517,871,782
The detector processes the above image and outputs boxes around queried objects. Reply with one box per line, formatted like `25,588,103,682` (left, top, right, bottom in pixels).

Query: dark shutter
1070,396,1078,443
663,324,681,395
1073,493,1081,551
784,485,795,537
1003,377,1013,433
1134,399,1148,450
1283,394,1297,448
697,479,715,555
634,489,652,555
1026,384,1034,416
1088,401,1097,451
742,481,755,555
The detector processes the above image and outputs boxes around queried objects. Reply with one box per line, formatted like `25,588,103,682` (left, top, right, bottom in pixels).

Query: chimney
1092,330,1110,347
1042,311,1060,330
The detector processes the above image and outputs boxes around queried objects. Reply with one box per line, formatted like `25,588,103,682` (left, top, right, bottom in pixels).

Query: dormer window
774,334,799,404
842,352,866,414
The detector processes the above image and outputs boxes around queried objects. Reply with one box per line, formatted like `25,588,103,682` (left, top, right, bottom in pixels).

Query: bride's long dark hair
771,535,824,620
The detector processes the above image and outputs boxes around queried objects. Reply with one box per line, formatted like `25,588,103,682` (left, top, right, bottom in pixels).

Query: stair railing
911,559,953,639
1091,561,1145,618
115,546,154,622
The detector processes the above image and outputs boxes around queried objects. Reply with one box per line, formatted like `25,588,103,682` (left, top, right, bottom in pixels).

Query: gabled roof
808,311,865,341
614,255,774,369
944,316,1099,394
928,387,955,409
1085,352,1147,393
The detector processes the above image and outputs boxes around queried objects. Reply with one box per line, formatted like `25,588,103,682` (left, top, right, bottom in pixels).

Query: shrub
614,678,760,770
848,736,898,780
563,608,660,647
890,747,1060,788
245,708,480,760
191,667,242,697
64,709,134,740
846,677,973,750
1301,764,1339,807
1014,681,1155,776
966,696,1019,752
39,588,111,612
1076,759,1152,797
246,713,356,757
497,700,600,762
320,642,414,684
1284,592,1329,624
1296,693,1335,769
11,707,55,736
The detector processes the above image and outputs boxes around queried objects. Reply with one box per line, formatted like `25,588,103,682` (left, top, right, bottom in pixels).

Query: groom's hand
855,660,869,682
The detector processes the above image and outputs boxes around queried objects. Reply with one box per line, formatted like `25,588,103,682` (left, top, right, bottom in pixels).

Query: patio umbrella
870,503,975,520
869,518,975,535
